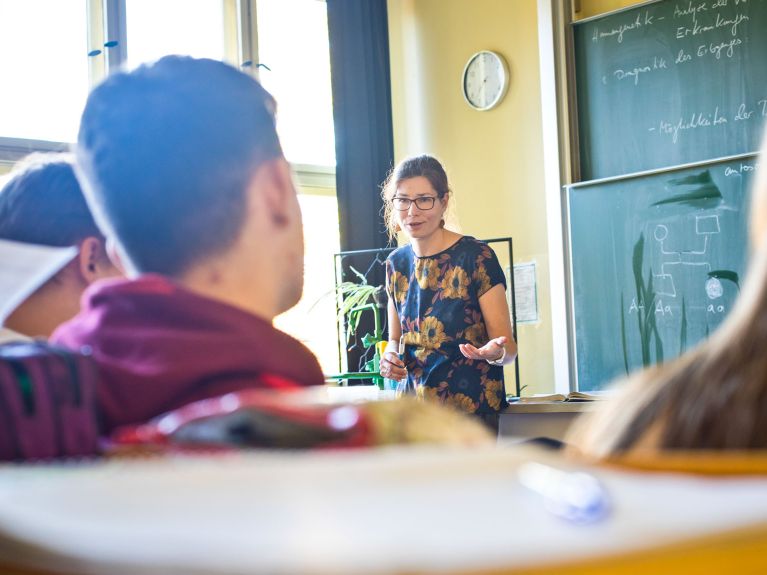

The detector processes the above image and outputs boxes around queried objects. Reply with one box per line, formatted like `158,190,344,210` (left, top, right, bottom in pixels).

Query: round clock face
462,51,509,111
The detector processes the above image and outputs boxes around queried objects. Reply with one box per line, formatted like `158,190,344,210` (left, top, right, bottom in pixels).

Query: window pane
126,0,226,69
274,193,340,375
0,0,89,143
256,0,335,167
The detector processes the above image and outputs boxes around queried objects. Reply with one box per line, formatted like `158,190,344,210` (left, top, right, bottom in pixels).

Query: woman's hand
380,350,408,380
459,336,508,364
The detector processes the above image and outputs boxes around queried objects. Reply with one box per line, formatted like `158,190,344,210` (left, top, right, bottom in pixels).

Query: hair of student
572,136,767,455
0,153,103,247
76,56,283,277
380,154,451,241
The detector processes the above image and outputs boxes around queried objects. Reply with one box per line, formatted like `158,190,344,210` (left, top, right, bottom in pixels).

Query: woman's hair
571,139,767,456
380,155,451,241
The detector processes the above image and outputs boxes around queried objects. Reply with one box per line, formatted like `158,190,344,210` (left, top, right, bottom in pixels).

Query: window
255,0,335,167
125,0,231,69
274,192,340,374
257,0,339,373
0,0,89,143
1,0,340,373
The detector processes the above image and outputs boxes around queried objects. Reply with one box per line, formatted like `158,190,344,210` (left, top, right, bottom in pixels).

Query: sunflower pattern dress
385,236,508,415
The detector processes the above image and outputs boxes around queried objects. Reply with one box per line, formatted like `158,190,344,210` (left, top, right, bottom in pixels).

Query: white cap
0,239,77,321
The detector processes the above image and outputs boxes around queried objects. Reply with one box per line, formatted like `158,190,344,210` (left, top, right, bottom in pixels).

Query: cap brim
0,239,78,320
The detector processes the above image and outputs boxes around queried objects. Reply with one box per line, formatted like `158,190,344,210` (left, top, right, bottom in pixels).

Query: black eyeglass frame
391,196,438,210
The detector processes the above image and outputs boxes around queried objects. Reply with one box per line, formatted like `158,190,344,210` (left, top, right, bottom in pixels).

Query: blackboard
574,0,767,180
568,155,755,390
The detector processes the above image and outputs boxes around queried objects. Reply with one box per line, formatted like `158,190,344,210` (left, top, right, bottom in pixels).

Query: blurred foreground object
0,341,99,462
111,388,494,452
1,446,767,574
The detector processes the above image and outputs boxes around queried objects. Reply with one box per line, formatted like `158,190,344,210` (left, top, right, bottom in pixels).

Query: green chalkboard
568,155,755,390
574,0,767,180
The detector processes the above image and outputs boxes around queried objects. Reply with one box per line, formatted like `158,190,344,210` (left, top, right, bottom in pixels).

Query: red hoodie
52,275,324,433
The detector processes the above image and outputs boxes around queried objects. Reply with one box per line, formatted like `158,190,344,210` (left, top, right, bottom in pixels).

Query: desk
2,444,767,574
321,387,599,443
500,401,598,442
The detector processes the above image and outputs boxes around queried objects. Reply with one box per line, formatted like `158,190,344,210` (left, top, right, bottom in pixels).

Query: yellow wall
388,0,552,395
576,0,646,20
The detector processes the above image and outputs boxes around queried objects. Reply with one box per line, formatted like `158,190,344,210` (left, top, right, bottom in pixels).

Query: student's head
0,153,121,337
76,56,304,316
381,155,451,242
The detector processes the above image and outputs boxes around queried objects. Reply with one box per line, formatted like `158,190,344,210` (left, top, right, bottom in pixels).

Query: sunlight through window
256,0,335,167
125,0,226,69
274,193,340,375
0,0,89,143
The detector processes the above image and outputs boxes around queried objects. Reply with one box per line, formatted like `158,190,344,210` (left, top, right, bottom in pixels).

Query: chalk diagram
650,214,723,300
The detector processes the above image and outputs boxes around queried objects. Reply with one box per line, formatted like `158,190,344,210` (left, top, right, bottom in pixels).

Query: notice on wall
510,262,538,324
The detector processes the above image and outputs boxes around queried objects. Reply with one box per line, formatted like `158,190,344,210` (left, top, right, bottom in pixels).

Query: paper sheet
512,261,539,324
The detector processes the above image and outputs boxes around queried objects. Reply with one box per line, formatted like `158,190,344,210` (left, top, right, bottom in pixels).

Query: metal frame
237,0,260,76
537,0,577,393
333,237,521,396
567,151,759,190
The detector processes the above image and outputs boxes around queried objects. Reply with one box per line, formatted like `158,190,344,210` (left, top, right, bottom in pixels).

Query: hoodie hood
52,275,324,432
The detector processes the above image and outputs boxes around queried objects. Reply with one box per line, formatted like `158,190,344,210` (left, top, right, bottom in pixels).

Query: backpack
0,341,100,461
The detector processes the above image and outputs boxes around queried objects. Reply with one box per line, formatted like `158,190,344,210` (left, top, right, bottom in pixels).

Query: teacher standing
379,155,517,433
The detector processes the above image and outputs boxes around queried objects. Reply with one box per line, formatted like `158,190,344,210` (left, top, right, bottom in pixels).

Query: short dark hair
76,56,283,276
381,155,451,240
0,153,103,246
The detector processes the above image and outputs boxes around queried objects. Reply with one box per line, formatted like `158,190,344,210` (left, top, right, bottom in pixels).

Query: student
0,154,121,341
569,133,767,456
378,155,517,433
52,56,324,433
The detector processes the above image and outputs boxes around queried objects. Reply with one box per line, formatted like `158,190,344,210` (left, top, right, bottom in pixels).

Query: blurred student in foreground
52,56,324,433
569,132,767,456
0,154,121,342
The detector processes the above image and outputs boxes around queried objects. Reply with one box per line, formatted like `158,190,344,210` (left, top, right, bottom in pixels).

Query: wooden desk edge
503,402,600,414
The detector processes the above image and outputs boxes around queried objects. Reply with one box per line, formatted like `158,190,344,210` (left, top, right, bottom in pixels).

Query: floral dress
385,236,508,414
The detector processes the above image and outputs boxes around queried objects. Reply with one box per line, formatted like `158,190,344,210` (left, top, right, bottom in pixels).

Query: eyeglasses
391,196,437,211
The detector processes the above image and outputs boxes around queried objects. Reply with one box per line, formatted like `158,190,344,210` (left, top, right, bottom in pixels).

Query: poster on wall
511,262,538,324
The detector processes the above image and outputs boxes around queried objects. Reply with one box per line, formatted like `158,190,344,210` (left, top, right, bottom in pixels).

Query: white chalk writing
724,162,756,176
591,11,654,43
612,57,668,85
655,107,726,143
697,37,742,59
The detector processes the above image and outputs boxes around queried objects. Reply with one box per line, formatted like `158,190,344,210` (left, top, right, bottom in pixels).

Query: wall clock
461,50,510,111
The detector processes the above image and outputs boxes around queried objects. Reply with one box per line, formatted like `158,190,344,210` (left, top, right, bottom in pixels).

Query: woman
379,155,517,433
569,134,767,456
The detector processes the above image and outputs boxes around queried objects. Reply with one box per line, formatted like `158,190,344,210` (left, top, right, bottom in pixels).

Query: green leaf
348,265,368,284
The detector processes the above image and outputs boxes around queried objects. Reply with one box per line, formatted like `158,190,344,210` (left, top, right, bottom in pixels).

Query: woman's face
393,176,447,241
